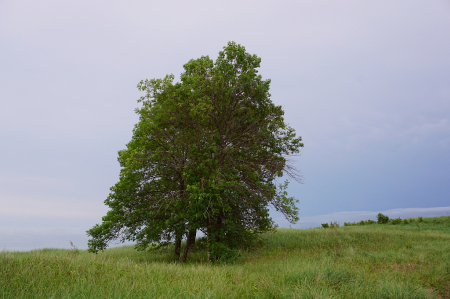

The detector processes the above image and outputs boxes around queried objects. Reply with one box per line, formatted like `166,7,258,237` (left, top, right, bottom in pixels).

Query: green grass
1,216,450,298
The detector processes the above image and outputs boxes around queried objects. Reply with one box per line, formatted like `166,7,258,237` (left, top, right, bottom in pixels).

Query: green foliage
344,219,377,226
330,221,339,228
87,42,303,262
322,221,339,228
377,213,390,224
344,216,430,227
390,217,403,225
358,220,366,226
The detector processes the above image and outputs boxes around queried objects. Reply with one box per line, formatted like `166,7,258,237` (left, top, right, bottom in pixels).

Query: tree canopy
87,42,304,262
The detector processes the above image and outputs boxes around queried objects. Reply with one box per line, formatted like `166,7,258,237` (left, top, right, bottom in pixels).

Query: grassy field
1,216,449,298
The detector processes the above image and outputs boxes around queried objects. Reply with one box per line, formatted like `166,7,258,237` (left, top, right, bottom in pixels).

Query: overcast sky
1,0,449,250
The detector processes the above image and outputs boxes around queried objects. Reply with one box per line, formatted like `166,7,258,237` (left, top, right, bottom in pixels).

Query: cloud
0,173,73,191
0,174,108,220
408,119,450,138
0,227,86,251
1,0,450,250
0,194,105,219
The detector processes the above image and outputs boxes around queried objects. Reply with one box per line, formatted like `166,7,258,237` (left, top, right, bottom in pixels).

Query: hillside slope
1,216,449,298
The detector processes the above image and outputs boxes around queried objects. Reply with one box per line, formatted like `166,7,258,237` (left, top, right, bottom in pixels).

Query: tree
87,42,304,262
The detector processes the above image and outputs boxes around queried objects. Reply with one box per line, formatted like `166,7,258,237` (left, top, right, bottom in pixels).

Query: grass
1,216,450,298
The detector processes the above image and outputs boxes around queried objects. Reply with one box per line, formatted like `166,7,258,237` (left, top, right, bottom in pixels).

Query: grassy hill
1,216,449,298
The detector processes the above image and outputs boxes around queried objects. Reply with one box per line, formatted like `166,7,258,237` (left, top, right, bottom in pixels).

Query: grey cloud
1,0,449,249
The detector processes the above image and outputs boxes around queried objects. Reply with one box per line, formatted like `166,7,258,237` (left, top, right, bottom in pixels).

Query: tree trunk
182,229,196,262
215,215,223,261
207,237,212,263
188,229,196,249
206,223,212,263
174,231,182,260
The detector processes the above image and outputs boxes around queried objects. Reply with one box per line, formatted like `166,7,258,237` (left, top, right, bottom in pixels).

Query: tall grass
1,216,449,298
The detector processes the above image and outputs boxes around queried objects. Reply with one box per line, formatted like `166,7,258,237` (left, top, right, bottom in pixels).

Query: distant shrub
342,215,439,227
344,219,376,226
377,213,390,224
330,221,339,228
390,217,402,225
321,222,339,229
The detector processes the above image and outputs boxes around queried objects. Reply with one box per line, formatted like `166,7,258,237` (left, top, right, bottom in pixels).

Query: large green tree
87,42,303,262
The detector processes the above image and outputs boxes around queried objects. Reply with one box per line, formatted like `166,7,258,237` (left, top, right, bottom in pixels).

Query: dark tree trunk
215,215,223,260
182,229,196,262
207,237,212,263
187,229,196,249
207,221,212,263
176,174,186,261
174,231,182,259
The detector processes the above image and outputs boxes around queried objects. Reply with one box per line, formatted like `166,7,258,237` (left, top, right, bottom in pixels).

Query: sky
1,0,449,250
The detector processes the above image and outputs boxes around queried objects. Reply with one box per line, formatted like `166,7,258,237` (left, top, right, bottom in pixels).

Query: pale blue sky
1,0,449,250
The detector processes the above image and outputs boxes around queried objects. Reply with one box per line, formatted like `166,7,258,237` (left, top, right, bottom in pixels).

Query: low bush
344,215,427,227
390,217,402,225
344,219,376,226
321,221,339,229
